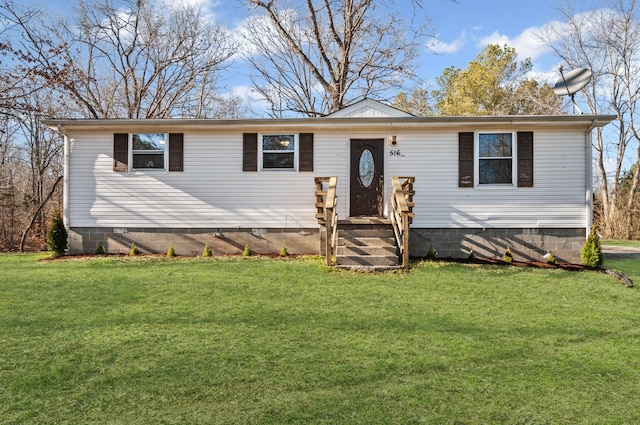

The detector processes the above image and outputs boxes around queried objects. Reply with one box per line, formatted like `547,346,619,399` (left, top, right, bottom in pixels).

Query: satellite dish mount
553,66,592,114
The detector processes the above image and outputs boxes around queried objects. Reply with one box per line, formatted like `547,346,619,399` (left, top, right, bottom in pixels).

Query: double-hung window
132,133,166,170
459,131,533,188
478,132,514,185
261,134,296,170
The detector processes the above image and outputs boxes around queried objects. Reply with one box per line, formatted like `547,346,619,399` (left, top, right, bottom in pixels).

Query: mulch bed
434,256,633,287
439,256,593,271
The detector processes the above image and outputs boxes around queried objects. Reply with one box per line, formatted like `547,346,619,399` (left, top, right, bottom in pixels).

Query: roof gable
325,99,413,118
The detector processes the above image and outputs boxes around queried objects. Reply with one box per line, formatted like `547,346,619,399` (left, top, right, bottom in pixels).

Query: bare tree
392,88,432,116
1,0,238,119
16,86,64,251
0,0,243,251
539,0,640,238
0,117,23,250
242,0,426,117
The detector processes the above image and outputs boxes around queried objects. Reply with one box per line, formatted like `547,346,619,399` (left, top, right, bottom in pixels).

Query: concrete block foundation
409,228,586,264
69,227,320,256
69,226,587,264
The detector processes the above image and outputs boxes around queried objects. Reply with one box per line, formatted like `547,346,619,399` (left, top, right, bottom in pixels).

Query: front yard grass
603,240,640,283
602,239,640,248
1,253,639,424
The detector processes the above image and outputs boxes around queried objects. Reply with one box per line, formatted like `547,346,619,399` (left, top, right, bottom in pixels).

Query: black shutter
243,133,258,171
299,133,314,171
458,132,474,188
114,133,128,172
517,131,534,187
168,133,184,171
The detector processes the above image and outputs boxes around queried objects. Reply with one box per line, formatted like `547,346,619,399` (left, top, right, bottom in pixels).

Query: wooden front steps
336,218,400,270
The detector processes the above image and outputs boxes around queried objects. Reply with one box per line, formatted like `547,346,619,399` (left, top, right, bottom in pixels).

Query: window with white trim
261,134,296,170
477,132,514,185
132,133,166,170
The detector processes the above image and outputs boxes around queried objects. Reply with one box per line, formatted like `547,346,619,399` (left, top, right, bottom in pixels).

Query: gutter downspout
585,119,598,238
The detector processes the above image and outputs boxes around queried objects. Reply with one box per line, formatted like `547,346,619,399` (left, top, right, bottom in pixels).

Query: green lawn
1,253,639,424
602,240,640,284
603,239,640,248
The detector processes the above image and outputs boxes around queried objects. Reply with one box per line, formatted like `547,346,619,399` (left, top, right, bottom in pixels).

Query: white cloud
427,31,466,54
525,67,562,86
477,8,614,63
477,26,551,60
229,84,269,112
165,0,211,8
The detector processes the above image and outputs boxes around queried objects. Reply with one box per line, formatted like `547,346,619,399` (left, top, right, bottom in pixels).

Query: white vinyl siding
66,126,588,231
386,129,587,229
67,133,326,228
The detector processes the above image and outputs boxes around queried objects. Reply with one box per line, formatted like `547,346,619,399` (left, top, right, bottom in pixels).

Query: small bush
202,243,212,257
581,228,602,268
94,241,105,255
544,252,555,265
47,213,68,257
129,242,139,256
166,243,176,257
467,249,475,261
280,243,288,257
503,246,513,263
243,244,251,256
426,246,437,261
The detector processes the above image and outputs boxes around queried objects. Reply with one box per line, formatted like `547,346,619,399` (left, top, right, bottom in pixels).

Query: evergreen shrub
47,213,68,257
94,241,105,255
503,246,513,263
581,228,602,268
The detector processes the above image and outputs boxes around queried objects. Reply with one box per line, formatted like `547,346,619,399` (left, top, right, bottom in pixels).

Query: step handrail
390,176,415,270
314,176,338,266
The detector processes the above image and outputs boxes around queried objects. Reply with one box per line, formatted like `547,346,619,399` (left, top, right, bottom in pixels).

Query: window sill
128,169,170,175
474,184,517,190
260,169,299,172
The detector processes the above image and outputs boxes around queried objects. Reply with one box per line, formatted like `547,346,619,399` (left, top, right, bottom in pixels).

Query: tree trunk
19,174,62,252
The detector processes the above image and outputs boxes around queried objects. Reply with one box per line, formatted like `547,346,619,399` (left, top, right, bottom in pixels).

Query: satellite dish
553,67,592,114
553,67,592,96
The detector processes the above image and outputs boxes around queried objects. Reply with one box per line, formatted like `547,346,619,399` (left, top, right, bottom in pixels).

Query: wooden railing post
390,176,415,270
315,176,338,267
402,209,410,269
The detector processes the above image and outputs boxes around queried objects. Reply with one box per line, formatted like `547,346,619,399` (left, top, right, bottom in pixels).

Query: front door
350,139,384,216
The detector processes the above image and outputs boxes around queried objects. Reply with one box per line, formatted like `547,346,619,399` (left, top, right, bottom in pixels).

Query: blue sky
43,0,587,102
208,0,572,102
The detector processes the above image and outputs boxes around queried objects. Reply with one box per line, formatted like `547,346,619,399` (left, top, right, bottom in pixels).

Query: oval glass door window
359,149,375,187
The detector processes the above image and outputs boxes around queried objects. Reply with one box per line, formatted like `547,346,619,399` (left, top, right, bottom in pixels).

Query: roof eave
42,114,617,132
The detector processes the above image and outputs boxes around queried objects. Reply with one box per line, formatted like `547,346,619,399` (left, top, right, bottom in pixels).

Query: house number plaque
389,149,402,157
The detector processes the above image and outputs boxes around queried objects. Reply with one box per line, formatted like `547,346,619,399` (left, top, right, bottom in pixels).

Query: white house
44,100,614,265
